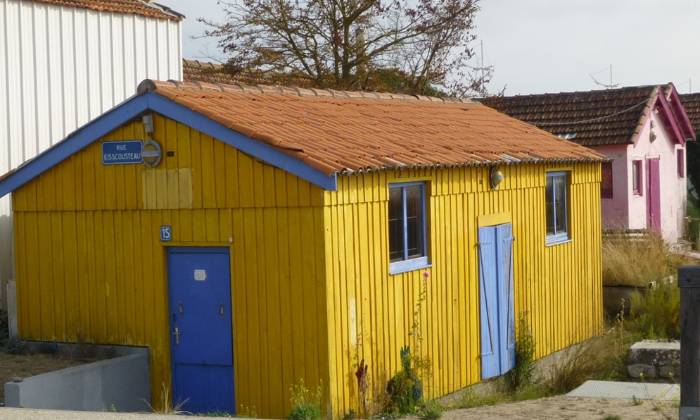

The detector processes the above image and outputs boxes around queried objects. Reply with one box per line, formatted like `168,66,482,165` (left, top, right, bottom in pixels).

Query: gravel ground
0,352,85,402
440,396,676,419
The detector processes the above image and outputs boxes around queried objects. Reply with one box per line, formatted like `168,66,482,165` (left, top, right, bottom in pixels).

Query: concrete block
627,363,657,379
659,362,681,380
4,347,150,412
627,340,679,380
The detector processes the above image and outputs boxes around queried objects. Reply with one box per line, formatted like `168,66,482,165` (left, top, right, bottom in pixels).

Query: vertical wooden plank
213,138,227,208
75,211,92,341
238,152,255,208
166,118,179,209
254,208,270,412
50,212,66,340
225,146,240,209
62,211,79,341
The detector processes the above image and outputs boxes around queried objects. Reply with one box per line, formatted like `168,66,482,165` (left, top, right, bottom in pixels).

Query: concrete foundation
4,345,150,412
6,280,17,338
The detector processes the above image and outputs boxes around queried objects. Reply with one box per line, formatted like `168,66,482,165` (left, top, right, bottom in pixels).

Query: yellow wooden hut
0,80,605,418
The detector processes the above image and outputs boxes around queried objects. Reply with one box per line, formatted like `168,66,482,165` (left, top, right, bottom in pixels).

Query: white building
0,0,183,305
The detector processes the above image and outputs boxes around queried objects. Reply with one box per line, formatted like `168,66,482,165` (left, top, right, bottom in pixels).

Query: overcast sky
159,0,700,95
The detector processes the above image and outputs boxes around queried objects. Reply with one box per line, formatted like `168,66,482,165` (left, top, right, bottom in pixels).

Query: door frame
166,246,235,413
646,158,661,233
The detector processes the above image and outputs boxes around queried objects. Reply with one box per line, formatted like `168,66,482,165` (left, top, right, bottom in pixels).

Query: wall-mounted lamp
142,114,154,137
490,166,505,189
650,120,657,143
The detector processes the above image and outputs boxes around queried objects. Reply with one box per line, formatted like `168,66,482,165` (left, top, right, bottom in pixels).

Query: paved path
440,396,676,419
567,380,679,401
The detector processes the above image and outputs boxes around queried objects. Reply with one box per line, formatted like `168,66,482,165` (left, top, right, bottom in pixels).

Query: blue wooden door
478,223,515,379
168,247,235,414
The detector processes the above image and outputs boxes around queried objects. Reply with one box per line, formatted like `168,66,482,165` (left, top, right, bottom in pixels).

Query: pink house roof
480,83,695,147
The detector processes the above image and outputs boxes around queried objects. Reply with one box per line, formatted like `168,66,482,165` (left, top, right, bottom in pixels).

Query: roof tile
480,86,659,146
680,93,700,135
30,0,181,20
139,79,604,175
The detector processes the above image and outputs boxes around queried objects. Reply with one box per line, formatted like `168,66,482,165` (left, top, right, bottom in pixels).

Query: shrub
628,279,680,340
505,314,536,391
602,235,677,287
4,337,28,355
385,346,423,415
288,379,322,420
0,309,8,348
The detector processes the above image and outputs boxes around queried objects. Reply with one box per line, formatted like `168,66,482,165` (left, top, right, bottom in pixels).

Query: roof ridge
165,71,470,104
482,84,662,100
29,0,182,20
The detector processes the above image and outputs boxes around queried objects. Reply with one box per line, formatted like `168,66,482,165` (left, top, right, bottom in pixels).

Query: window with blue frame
545,172,569,244
389,182,429,274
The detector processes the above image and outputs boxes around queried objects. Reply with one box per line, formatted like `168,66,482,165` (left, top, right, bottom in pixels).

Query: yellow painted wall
11,111,602,419
322,163,603,418
12,115,330,418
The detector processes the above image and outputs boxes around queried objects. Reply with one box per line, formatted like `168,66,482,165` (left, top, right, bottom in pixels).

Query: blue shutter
478,226,500,379
496,223,516,374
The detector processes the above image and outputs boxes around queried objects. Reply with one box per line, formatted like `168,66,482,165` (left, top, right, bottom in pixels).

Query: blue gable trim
0,92,338,198
0,95,150,198
144,93,337,191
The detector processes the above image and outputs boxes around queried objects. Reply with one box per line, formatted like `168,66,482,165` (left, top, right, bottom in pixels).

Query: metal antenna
480,40,485,83
589,64,619,89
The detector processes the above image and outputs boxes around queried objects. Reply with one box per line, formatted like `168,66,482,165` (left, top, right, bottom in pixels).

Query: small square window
601,162,613,199
545,172,569,244
632,160,643,195
678,149,685,178
388,183,429,274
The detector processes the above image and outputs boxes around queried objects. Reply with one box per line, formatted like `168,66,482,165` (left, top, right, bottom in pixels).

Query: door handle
173,327,181,345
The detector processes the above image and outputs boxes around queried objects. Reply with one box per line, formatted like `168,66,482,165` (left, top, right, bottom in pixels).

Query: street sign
102,141,143,165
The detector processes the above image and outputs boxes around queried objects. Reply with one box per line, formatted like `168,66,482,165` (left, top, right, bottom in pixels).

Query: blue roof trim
145,93,337,191
0,92,338,198
0,95,150,198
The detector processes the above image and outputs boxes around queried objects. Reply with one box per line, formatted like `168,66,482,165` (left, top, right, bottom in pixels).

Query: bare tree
199,0,492,98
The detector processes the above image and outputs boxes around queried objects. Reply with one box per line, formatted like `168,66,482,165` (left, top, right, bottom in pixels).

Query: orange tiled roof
138,80,605,175
29,0,182,20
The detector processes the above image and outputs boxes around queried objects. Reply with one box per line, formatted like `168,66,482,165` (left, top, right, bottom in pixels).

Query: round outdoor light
142,139,163,168
490,166,504,189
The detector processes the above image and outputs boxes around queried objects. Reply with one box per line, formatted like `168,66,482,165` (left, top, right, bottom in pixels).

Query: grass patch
417,400,443,420
452,385,550,410
544,328,631,394
602,235,681,287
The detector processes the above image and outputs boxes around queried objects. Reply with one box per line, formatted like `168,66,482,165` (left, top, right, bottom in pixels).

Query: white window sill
390,257,431,275
546,235,572,246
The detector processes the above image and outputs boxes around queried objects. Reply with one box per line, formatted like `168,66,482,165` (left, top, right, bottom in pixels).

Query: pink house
482,84,695,243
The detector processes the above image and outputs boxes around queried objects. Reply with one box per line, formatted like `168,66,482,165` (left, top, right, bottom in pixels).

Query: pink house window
632,160,643,195
678,149,685,178
601,162,613,198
